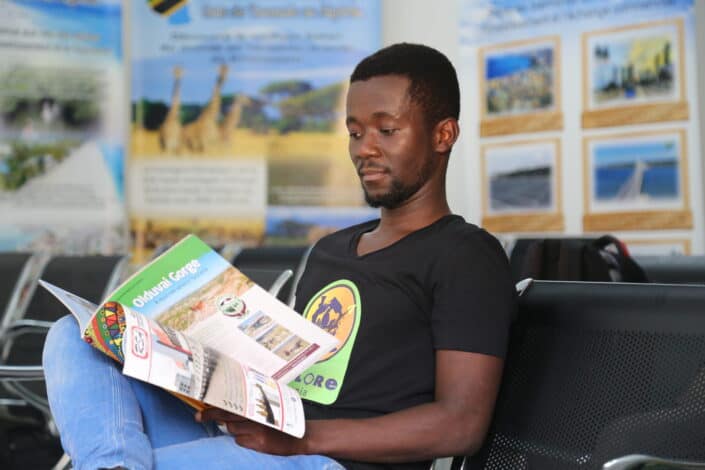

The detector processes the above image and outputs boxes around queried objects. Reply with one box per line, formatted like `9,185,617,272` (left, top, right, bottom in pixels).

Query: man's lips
358,165,389,183
359,169,388,183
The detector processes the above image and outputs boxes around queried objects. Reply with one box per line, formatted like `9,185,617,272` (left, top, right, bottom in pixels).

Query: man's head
346,43,460,210
350,43,460,131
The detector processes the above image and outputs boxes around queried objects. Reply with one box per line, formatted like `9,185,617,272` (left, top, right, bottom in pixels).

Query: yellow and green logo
289,279,361,404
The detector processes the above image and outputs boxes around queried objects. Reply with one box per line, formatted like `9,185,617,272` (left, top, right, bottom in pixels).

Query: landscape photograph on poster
484,140,558,214
264,206,378,245
585,19,684,110
481,37,558,118
587,131,684,212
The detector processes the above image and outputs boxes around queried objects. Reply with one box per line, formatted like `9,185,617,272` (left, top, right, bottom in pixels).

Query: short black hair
350,43,460,128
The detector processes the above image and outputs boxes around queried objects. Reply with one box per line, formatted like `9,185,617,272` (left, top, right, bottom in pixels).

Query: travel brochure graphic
128,0,381,256
0,0,126,252
40,234,339,437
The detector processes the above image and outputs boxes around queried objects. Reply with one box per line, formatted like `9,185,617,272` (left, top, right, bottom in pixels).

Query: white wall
696,0,705,250
381,0,467,216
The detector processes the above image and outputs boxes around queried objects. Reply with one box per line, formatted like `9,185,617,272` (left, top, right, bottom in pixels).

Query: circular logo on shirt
303,281,358,362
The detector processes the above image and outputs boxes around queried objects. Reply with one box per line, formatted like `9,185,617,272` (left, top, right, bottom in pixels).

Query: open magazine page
38,280,126,363
38,280,98,332
106,235,338,384
122,308,306,438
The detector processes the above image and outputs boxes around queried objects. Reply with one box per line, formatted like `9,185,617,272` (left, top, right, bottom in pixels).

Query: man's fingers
196,407,247,423
225,420,261,436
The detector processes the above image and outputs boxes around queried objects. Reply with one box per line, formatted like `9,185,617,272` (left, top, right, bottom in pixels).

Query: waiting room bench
634,255,705,285
454,280,705,470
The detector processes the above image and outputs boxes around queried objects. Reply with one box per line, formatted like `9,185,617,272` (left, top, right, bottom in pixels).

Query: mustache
356,162,389,175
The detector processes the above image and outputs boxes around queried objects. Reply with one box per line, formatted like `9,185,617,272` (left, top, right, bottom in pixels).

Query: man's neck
357,184,451,256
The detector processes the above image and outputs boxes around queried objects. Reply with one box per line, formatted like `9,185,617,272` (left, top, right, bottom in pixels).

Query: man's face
345,75,436,209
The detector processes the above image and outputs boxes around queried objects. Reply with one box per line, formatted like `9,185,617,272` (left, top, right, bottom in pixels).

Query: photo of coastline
484,141,558,214
588,132,683,211
482,39,557,118
586,19,683,109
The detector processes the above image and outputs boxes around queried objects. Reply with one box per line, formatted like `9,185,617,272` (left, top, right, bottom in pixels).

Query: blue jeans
43,315,343,470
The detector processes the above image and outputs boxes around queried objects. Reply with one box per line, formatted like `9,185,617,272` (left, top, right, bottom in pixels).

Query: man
43,43,516,470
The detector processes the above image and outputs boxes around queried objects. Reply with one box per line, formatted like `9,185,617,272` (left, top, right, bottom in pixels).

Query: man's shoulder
314,218,379,248
431,216,508,261
430,215,493,244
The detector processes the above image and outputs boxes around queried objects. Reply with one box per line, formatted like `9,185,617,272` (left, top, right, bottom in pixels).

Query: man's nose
355,132,380,159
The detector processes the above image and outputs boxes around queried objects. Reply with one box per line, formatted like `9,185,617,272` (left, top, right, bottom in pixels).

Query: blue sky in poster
595,141,677,167
128,249,231,319
8,0,122,58
100,144,124,201
131,0,381,102
485,48,552,79
460,0,694,45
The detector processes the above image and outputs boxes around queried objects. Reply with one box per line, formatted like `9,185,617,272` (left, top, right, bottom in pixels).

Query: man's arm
198,349,504,462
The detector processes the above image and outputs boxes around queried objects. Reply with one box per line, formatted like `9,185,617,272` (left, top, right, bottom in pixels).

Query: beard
363,177,423,209
362,158,435,209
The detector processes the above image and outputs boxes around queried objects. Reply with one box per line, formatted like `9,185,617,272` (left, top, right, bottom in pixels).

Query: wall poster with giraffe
0,0,126,254
129,0,381,262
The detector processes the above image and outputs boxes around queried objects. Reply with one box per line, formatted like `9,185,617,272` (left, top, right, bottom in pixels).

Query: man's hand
196,350,504,463
196,408,306,456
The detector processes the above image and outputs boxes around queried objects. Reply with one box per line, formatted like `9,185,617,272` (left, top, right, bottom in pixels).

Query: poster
583,129,691,231
478,36,562,136
0,0,126,254
130,0,380,262
481,138,563,232
460,0,700,246
582,18,688,128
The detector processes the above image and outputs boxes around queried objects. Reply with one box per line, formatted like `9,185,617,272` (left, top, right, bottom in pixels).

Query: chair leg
51,452,71,470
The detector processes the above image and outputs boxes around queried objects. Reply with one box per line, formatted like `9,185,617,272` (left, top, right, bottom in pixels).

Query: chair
0,254,129,422
232,245,312,306
0,252,48,331
456,281,705,470
508,237,595,282
0,253,48,411
634,255,705,285
237,267,294,300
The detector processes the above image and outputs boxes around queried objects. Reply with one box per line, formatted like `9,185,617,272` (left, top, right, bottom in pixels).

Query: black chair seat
462,281,705,470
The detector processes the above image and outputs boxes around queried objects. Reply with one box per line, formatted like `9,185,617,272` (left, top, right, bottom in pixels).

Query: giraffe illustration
182,64,228,153
158,66,183,154
220,94,253,143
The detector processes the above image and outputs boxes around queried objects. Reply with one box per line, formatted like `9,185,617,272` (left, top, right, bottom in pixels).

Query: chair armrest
8,319,55,331
0,365,44,380
269,269,293,298
603,454,705,470
0,319,54,346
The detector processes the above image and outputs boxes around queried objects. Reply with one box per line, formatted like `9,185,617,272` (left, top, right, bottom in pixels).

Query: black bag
520,235,649,282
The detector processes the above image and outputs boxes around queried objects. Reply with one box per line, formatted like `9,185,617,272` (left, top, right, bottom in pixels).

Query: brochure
40,235,338,438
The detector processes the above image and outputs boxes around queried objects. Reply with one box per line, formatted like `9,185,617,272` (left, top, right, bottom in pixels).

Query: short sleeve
430,230,516,358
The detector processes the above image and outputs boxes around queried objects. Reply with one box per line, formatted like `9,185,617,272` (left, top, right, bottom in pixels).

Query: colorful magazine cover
40,234,338,437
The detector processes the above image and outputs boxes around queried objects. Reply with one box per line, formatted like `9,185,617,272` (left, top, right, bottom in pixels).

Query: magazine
39,235,338,438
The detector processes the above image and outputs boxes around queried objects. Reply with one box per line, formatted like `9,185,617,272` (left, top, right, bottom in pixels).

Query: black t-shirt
291,215,516,470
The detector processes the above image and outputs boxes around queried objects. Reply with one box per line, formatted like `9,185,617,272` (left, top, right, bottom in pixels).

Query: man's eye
348,131,361,139
380,128,398,136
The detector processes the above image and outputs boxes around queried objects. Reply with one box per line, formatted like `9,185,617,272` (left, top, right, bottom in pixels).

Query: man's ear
433,118,460,155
